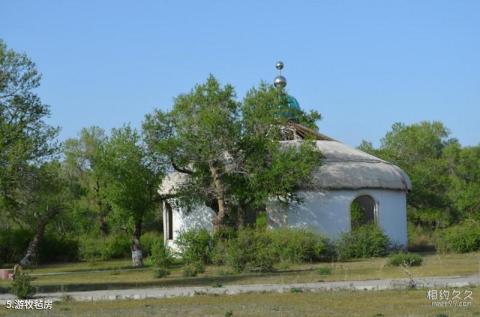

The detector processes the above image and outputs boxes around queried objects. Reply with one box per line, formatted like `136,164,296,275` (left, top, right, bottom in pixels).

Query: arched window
350,195,376,230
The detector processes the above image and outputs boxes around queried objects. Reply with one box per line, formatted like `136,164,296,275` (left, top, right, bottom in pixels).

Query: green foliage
435,220,480,253
224,228,276,273
317,266,332,275
0,229,78,264
407,223,435,252
182,261,205,277
78,234,130,261
0,40,59,212
143,76,322,230
150,240,174,268
10,272,35,299
102,234,131,260
255,211,268,230
140,232,161,258
38,233,79,263
387,253,423,267
153,267,170,278
269,228,330,263
0,228,32,264
336,225,390,260
176,229,213,264
63,126,111,235
360,121,480,230
78,235,104,261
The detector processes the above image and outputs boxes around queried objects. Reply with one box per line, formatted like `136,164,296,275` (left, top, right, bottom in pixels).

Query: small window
165,201,173,240
350,195,376,230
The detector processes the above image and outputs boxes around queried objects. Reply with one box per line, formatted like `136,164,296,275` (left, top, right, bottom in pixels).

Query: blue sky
1,1,479,147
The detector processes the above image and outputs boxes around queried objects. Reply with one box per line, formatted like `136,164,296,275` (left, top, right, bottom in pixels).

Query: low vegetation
387,252,423,267
10,272,35,299
1,289,476,317
435,220,480,253
336,224,391,260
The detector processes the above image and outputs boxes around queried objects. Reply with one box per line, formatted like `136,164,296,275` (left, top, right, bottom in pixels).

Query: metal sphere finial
274,75,287,88
275,61,284,70
274,61,286,88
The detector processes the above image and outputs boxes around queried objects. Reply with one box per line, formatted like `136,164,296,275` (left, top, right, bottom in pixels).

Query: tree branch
170,159,193,174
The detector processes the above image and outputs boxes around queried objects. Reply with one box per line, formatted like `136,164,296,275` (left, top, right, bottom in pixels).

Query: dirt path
1,274,478,303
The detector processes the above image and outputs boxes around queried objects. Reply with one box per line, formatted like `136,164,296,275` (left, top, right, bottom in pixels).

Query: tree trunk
209,163,228,232
19,208,58,267
95,178,109,236
131,219,143,267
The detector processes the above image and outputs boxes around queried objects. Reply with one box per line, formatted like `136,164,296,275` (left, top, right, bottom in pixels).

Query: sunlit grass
0,252,478,292
1,288,478,317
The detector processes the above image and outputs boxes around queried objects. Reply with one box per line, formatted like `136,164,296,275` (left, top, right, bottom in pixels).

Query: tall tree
100,125,160,267
64,127,111,235
358,121,457,228
143,76,322,230
0,40,59,212
18,162,72,266
0,40,61,265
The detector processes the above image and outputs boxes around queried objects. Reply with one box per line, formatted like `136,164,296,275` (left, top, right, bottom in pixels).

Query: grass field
1,252,479,293
1,288,478,317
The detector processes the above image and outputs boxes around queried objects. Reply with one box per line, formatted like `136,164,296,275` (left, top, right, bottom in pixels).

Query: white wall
268,189,408,246
165,188,408,248
163,201,215,250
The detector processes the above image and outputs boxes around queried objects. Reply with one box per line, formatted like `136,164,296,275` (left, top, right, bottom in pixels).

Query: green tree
17,162,73,266
100,125,161,267
143,76,322,230
0,40,59,215
64,126,111,235
359,121,456,229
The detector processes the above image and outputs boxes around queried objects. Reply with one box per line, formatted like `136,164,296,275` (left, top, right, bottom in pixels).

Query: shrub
435,220,480,253
387,252,423,267
154,267,170,278
225,228,276,273
0,228,32,264
10,272,35,299
176,229,212,264
78,235,105,261
336,224,390,260
407,223,435,252
211,239,228,265
150,240,174,268
317,266,332,275
101,234,131,260
38,233,79,263
269,228,330,263
183,261,205,277
255,211,268,230
140,232,162,258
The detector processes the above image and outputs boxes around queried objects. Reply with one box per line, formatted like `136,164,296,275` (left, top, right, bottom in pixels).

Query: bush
269,228,330,263
225,228,276,273
38,233,79,263
10,272,35,299
183,261,205,277
102,234,131,260
317,266,332,275
0,229,79,264
154,267,170,278
176,229,212,264
140,232,161,258
0,228,33,264
336,224,390,260
150,240,174,268
387,252,423,267
78,235,104,261
435,220,480,253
